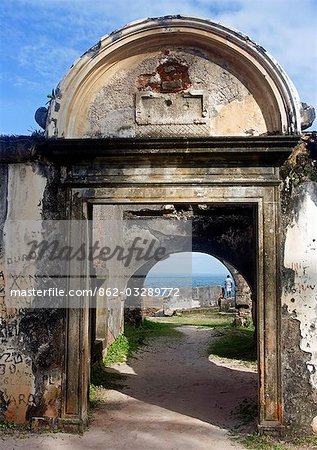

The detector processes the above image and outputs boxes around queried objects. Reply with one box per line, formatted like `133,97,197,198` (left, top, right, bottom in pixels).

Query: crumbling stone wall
280,134,317,433
223,262,252,325
0,137,66,425
1,133,316,433
84,46,267,138
141,285,222,315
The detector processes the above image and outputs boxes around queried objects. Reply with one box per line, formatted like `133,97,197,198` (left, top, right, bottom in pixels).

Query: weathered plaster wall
281,140,317,433
46,17,303,138
83,47,266,138
1,164,43,423
0,157,65,425
224,261,252,325
93,205,125,349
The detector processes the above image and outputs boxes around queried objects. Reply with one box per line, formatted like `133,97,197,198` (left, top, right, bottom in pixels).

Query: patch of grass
103,319,181,366
126,318,181,339
148,311,234,328
89,384,104,409
0,421,31,435
208,326,257,362
103,334,130,365
237,434,289,450
0,421,17,431
91,364,126,389
123,319,181,357
304,435,317,446
290,434,317,448
236,433,317,450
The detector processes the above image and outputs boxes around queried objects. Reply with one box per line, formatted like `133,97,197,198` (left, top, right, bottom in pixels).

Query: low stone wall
218,297,236,312
140,285,222,315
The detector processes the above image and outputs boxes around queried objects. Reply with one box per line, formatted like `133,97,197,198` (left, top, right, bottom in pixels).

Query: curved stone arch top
47,16,302,138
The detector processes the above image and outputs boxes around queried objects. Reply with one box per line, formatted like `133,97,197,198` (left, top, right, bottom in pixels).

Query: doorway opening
89,203,258,432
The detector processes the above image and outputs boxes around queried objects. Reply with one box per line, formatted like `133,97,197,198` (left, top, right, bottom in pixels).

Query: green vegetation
103,334,130,365
46,88,56,105
103,319,181,366
101,310,243,369
90,311,256,408
237,434,289,450
0,421,17,431
148,311,234,328
90,312,254,408
208,326,257,362
0,421,31,434
91,365,126,390
158,310,256,364
236,433,317,450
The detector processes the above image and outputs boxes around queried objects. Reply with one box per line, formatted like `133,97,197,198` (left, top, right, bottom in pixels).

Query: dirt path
1,326,257,450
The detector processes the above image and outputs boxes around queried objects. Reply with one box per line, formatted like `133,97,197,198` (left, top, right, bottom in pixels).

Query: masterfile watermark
26,237,166,266
10,287,180,298
2,219,192,308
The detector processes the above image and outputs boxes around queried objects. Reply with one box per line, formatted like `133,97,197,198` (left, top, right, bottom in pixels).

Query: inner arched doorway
127,250,253,320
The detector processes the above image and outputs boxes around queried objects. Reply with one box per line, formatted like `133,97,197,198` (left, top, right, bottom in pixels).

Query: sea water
144,274,230,289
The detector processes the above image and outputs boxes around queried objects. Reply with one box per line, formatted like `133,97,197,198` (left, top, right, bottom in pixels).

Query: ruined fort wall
280,138,317,433
0,15,315,434
0,145,66,424
0,135,316,432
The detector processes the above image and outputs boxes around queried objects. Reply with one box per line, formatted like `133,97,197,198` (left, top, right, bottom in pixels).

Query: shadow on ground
96,326,258,433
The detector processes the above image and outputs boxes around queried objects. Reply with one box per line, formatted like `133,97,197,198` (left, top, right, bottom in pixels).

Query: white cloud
17,38,79,82
13,76,42,90
217,0,317,108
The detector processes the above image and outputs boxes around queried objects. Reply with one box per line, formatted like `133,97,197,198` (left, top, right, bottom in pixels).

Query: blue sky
148,252,230,276
0,0,316,135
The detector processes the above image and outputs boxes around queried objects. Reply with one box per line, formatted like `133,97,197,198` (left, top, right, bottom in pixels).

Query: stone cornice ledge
37,136,300,167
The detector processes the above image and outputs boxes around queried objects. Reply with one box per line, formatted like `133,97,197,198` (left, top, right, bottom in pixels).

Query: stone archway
59,155,292,434
37,16,303,434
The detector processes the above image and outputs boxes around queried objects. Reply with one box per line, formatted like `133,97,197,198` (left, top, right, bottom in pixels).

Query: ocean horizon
144,274,230,289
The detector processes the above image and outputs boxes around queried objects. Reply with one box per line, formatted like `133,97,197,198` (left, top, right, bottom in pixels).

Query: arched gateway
47,16,302,138
45,16,301,433
1,16,315,435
